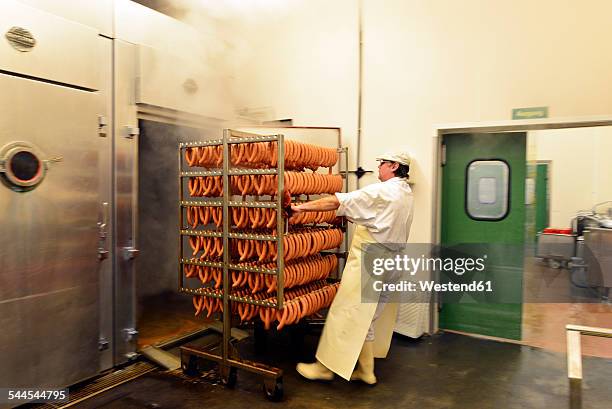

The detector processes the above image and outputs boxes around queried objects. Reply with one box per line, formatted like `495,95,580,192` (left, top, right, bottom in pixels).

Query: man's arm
291,195,340,213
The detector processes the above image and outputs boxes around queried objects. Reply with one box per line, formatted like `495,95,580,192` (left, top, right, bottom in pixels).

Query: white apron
315,225,399,380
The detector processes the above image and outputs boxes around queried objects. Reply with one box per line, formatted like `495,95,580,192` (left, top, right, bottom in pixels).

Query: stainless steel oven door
0,73,101,389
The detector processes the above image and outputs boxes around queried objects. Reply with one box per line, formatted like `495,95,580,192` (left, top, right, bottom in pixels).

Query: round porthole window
1,142,47,192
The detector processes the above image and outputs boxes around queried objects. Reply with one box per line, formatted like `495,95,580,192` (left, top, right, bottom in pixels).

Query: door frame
430,116,612,335
534,160,552,234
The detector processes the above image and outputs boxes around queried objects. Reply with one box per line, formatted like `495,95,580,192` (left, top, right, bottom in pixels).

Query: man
292,151,414,384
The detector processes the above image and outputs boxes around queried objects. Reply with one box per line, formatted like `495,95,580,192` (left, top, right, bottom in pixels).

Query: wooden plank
141,346,181,371
565,324,612,338
566,330,583,381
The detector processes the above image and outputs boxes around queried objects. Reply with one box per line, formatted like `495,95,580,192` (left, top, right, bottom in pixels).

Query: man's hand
290,195,340,213
291,204,304,214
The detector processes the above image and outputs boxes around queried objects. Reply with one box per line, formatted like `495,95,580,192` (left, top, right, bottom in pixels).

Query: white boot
350,341,377,385
296,360,334,381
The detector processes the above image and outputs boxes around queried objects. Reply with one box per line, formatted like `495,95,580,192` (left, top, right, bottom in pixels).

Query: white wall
232,0,612,243
531,127,612,227
232,0,359,171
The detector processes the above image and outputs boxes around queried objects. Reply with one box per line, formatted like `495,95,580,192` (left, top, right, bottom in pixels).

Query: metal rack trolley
177,129,347,400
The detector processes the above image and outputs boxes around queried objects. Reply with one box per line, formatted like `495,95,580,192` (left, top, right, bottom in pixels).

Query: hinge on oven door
124,126,140,139
98,115,108,137
97,202,109,260
98,337,109,351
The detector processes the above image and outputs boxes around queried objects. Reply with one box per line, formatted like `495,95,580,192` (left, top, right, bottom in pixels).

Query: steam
148,0,298,122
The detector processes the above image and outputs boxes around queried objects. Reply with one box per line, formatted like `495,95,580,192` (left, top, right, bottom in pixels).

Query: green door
535,163,550,233
440,132,526,340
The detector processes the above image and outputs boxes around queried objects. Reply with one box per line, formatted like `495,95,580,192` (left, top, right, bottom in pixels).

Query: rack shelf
177,129,348,400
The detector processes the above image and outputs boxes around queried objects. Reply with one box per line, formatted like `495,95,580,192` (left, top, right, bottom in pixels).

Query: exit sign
512,107,548,120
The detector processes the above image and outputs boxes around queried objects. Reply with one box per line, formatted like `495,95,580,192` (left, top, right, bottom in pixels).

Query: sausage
268,273,277,293
298,260,308,285
201,266,210,283
286,302,295,325
230,143,239,165
203,147,212,166
232,271,240,287
185,148,197,167
259,307,268,329
240,207,249,228
188,177,198,197
189,236,200,256
236,143,246,164
299,295,309,319
231,207,239,227
193,296,202,316
257,239,268,262
284,141,293,168
199,207,210,225
240,240,252,261
238,303,247,321
204,297,213,318
215,237,223,257
209,146,218,167
292,301,301,324
214,269,222,289
184,264,192,278
266,208,276,228
244,142,255,163
243,303,253,322
252,142,261,164
237,270,247,287
252,274,260,294
186,206,193,227
276,306,289,331
253,175,262,196
284,264,293,288
243,175,252,196
211,207,221,227
265,308,273,330
246,239,255,260
306,293,315,316
217,297,223,313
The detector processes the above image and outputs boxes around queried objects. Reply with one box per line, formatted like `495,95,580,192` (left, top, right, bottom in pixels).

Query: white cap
375,151,412,167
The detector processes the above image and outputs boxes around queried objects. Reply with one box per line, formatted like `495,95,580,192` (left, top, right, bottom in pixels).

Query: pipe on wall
356,0,363,189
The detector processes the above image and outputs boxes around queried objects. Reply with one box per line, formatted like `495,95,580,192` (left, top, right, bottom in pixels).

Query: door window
466,160,510,220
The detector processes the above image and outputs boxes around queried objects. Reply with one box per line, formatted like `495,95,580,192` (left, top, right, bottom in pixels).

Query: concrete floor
72,330,611,409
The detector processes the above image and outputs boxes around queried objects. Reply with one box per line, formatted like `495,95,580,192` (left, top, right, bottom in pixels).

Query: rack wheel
263,377,283,402
182,355,200,376
220,366,237,388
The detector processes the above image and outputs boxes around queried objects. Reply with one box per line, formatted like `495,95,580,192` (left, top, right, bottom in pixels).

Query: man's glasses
378,160,393,167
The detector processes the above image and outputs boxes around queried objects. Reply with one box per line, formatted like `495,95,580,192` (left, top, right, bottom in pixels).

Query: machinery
0,0,235,401
575,201,612,300
536,201,612,299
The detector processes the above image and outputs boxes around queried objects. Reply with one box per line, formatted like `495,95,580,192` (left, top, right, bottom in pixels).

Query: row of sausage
191,281,339,331
184,254,338,292
267,283,339,330
187,229,343,262
187,173,343,197
185,206,339,229
184,141,337,171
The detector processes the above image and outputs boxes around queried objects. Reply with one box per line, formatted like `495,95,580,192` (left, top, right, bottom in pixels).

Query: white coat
315,177,413,380
316,225,400,380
